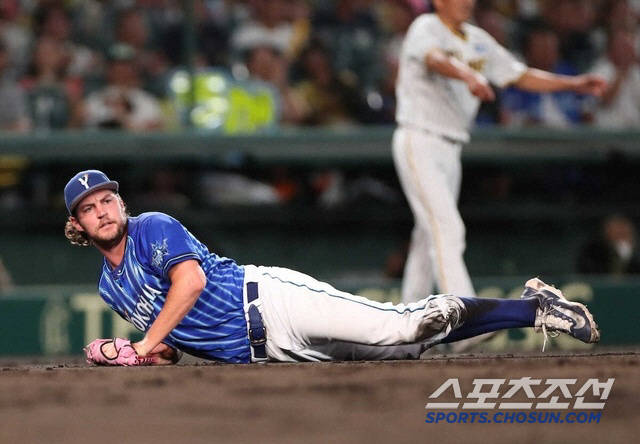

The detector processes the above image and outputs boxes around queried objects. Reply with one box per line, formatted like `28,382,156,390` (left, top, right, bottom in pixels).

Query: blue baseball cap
64,170,119,213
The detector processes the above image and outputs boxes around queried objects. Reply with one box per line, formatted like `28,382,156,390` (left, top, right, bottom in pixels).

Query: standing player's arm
133,259,206,357
514,68,608,96
425,48,495,101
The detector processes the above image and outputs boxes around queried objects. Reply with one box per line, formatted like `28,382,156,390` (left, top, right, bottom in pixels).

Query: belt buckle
249,326,267,346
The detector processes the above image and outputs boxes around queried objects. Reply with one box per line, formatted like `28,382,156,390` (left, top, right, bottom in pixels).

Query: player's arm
425,48,495,100
133,259,206,357
514,68,607,96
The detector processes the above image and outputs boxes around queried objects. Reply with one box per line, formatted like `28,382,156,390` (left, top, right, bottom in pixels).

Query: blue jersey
98,212,251,363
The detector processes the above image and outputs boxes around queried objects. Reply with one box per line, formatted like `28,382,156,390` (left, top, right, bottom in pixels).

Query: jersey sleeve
138,213,202,279
481,32,527,87
402,15,440,67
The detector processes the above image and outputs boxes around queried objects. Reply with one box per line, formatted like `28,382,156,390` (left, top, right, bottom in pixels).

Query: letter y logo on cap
78,173,90,190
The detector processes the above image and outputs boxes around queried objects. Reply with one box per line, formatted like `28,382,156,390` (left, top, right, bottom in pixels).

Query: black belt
246,282,267,360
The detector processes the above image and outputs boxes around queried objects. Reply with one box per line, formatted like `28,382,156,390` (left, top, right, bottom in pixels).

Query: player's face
72,189,127,249
434,0,476,27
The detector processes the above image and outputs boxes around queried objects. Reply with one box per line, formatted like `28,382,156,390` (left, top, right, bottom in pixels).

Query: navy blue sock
442,297,539,343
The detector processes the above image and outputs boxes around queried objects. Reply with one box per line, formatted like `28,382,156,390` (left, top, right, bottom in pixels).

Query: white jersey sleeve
395,14,526,141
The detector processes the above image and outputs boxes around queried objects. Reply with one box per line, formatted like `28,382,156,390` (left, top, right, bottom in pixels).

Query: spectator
538,0,600,72
474,1,512,125
474,0,512,47
0,39,30,132
161,0,231,69
229,0,295,61
83,44,165,131
244,44,306,125
501,24,589,127
375,0,428,124
283,0,313,60
20,35,84,130
0,0,32,80
291,38,371,126
310,0,383,91
577,214,640,275
113,7,170,97
31,3,105,81
591,26,640,128
599,0,639,34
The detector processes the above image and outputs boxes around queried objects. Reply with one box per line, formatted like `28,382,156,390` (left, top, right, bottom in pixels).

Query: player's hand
131,339,182,365
142,341,183,365
84,338,180,366
571,74,608,97
84,338,156,366
466,72,495,101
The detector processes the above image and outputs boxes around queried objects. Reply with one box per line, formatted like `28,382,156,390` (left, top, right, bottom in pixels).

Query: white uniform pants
243,265,451,362
392,126,475,303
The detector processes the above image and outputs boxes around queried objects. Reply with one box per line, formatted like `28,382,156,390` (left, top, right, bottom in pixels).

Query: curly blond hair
64,218,92,246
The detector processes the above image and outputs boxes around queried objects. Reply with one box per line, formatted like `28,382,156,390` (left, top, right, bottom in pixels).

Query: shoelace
539,306,568,352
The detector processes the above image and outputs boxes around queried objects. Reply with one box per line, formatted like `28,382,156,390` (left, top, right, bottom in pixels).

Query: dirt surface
1,350,639,444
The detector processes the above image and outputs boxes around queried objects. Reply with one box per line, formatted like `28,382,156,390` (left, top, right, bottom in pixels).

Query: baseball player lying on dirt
64,170,600,366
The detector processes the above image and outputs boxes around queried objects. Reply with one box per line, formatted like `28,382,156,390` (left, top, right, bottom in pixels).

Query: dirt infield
1,350,638,444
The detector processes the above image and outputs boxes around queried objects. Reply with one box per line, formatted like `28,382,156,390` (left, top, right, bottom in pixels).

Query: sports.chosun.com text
425,411,601,424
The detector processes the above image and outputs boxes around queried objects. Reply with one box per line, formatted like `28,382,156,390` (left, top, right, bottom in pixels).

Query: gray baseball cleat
521,278,600,351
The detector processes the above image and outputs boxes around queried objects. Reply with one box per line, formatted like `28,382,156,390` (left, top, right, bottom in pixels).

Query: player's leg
270,342,428,362
393,128,475,302
444,279,600,348
392,128,436,301
254,264,531,361
252,267,599,361
442,297,537,343
401,224,434,302
416,133,473,298
253,265,463,356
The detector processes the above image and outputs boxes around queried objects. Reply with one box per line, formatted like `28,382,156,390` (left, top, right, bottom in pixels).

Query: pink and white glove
84,338,157,366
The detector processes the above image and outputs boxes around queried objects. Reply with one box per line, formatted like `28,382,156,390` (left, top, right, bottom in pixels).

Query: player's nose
96,204,108,217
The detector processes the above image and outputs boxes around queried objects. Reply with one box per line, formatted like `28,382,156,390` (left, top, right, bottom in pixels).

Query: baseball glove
84,338,157,366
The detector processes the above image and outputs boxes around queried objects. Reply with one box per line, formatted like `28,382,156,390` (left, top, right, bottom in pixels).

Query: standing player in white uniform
64,170,599,366
393,0,607,303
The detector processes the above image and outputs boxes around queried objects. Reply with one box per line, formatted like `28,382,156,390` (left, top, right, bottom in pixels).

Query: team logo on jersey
474,43,487,53
151,238,169,268
468,58,486,73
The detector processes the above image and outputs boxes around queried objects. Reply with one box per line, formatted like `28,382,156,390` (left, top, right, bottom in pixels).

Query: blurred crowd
3,0,640,284
1,0,640,133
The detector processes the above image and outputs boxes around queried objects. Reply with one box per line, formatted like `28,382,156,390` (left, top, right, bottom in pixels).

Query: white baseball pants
243,265,452,362
392,126,475,303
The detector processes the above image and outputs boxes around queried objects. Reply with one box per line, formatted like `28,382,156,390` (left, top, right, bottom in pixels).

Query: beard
90,218,128,250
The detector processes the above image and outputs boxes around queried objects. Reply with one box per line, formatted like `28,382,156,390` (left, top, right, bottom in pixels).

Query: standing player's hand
571,74,608,97
465,72,496,101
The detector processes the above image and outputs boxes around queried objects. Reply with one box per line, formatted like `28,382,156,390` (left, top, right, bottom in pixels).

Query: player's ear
117,194,127,212
69,216,85,232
